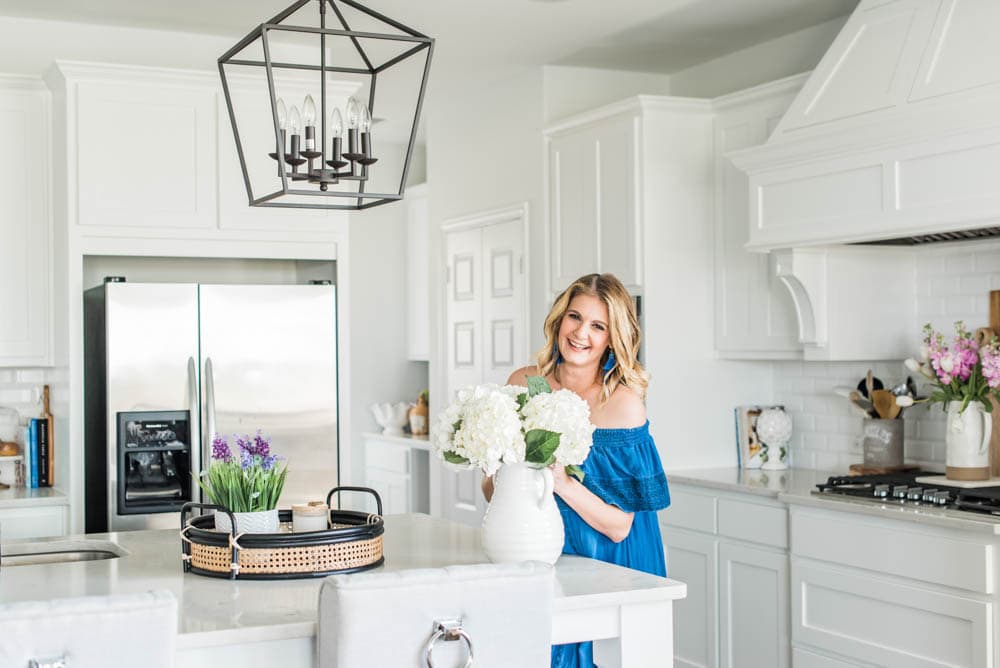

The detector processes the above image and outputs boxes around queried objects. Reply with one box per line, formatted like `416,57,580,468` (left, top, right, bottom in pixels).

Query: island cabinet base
176,599,679,668
178,637,313,668
790,506,995,668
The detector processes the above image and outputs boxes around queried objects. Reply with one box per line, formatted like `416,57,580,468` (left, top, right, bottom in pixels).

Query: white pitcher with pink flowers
433,377,594,564
906,321,1000,480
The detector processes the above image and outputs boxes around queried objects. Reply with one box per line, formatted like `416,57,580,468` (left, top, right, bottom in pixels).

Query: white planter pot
481,462,564,565
214,508,280,534
945,400,991,481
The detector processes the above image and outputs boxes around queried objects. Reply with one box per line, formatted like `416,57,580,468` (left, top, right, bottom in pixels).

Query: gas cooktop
814,472,1000,516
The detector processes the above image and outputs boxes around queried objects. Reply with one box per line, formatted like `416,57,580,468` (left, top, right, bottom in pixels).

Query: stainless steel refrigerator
84,280,338,532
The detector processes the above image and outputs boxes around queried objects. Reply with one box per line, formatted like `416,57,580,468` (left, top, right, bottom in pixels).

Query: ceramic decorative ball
755,407,792,470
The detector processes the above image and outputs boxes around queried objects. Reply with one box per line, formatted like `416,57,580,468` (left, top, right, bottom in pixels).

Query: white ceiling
0,0,858,80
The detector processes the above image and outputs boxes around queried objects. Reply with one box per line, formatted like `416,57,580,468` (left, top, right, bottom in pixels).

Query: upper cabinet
45,62,347,242
713,78,805,359
545,105,641,292
75,77,218,231
731,0,1000,250
0,78,52,366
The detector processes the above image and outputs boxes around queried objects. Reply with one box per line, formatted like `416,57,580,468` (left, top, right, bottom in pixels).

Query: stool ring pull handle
422,618,473,668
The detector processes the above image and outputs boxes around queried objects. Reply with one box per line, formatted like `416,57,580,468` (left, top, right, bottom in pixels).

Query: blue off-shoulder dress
551,421,671,668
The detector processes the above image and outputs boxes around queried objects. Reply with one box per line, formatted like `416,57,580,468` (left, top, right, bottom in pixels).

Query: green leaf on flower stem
442,450,470,465
525,429,560,465
452,418,463,433
526,376,552,397
566,464,585,483
516,392,528,412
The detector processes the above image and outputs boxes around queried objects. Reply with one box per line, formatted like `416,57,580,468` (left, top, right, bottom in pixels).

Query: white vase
214,508,280,533
945,400,991,481
481,462,564,565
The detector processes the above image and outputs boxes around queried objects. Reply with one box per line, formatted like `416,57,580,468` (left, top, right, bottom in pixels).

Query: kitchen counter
0,486,68,509
668,467,1000,535
666,466,836,499
0,513,686,667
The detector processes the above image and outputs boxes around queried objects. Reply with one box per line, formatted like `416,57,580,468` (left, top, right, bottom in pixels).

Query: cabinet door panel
719,542,789,668
714,96,800,359
77,81,217,230
664,527,717,668
0,88,50,365
549,130,598,290
792,560,990,668
0,505,66,540
595,114,640,289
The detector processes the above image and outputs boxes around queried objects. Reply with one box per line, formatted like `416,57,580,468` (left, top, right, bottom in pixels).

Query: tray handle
326,486,383,517
179,502,240,579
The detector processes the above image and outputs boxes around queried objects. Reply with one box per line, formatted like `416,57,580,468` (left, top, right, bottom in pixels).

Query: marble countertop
0,486,68,509
0,513,685,648
362,432,430,451
667,467,1000,535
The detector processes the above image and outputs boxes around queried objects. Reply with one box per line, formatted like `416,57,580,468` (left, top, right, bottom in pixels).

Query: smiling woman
491,272,671,668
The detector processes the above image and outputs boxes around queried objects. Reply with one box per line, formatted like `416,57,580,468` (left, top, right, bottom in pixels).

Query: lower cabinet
0,504,67,540
662,484,789,668
362,433,430,516
790,505,994,668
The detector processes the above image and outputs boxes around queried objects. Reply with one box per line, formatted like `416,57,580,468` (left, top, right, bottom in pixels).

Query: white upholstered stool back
318,561,554,668
0,590,177,668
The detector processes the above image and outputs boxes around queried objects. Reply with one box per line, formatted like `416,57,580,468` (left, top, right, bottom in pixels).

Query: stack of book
21,385,55,488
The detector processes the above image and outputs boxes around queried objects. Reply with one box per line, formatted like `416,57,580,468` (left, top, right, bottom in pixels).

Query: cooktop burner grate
814,472,1000,516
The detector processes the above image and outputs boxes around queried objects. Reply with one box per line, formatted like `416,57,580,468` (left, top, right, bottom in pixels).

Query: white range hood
727,0,1000,360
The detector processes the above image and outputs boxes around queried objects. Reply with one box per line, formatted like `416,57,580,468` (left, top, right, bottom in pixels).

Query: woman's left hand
550,463,572,496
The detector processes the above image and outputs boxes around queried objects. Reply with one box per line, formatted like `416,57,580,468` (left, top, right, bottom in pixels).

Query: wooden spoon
848,391,875,417
871,389,900,420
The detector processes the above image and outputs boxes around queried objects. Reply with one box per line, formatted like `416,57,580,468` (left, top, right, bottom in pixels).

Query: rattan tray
180,486,384,580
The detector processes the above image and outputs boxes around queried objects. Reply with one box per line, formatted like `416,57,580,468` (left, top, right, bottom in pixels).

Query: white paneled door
441,206,528,527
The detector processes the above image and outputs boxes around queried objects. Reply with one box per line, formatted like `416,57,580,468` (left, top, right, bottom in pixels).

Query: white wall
348,143,428,486
543,65,672,123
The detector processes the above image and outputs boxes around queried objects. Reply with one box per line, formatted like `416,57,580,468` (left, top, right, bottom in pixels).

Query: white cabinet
75,78,218,231
661,484,789,668
718,542,788,668
47,62,348,240
545,105,641,292
0,504,67,540
712,79,802,360
362,433,429,515
789,504,994,668
406,183,429,361
0,78,51,367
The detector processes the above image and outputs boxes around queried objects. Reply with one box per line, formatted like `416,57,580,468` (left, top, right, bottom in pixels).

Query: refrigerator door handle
187,356,200,502
204,356,216,484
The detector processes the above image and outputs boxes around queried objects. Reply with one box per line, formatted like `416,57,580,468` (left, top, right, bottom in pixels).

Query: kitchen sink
1,540,124,567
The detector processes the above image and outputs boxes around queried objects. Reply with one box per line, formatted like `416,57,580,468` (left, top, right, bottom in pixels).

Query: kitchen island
0,513,686,667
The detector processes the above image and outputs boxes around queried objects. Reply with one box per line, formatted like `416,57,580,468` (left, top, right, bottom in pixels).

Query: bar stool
0,590,176,667
318,561,553,668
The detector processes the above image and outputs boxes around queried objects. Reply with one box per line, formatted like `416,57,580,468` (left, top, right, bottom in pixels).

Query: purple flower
252,431,271,458
261,454,278,471
240,448,254,470
236,434,251,455
211,434,232,462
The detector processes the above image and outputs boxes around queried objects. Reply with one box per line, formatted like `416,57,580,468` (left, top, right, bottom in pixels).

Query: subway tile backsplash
776,239,1000,472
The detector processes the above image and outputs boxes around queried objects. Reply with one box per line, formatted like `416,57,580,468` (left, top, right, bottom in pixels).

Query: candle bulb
345,98,360,159
330,108,344,165
302,95,316,151
359,103,373,159
289,105,302,160
276,97,288,152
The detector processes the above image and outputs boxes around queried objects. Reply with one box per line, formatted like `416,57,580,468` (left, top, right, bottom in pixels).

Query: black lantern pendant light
219,0,433,210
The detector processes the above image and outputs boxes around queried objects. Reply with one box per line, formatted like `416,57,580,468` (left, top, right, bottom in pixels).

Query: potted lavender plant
200,431,288,533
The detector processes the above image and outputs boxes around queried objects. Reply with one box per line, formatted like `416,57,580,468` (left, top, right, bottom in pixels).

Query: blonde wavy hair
536,273,648,403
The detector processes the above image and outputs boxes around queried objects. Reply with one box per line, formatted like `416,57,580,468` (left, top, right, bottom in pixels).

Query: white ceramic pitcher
481,462,564,564
945,400,991,481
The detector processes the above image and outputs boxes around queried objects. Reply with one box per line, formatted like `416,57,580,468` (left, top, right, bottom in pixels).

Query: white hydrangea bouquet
433,376,594,480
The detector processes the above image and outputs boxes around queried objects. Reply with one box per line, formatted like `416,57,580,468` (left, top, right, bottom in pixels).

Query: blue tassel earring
553,344,563,365
602,350,616,372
